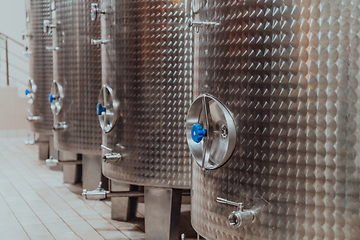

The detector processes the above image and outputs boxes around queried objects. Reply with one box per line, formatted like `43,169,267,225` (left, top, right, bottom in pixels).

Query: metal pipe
46,157,82,167
107,191,144,198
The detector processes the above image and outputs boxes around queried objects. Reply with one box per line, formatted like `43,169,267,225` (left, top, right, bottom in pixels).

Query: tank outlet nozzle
103,152,122,162
82,187,108,200
191,124,207,143
46,157,59,167
216,197,255,228
228,209,255,228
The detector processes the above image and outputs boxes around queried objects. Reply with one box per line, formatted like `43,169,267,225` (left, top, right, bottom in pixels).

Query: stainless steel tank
48,0,103,189
24,0,56,160
95,0,193,238
50,0,102,154
187,0,360,239
99,0,193,190
25,0,53,134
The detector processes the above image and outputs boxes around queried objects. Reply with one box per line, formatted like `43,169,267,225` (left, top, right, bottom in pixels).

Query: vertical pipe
5,38,9,86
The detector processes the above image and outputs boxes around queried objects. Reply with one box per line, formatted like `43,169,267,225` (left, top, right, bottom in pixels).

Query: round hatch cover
97,85,119,133
49,80,64,115
186,94,236,170
26,79,37,105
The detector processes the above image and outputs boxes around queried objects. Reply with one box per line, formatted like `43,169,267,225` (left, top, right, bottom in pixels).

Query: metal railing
0,32,29,87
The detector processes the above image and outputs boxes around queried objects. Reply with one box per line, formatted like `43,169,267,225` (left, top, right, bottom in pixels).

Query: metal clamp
53,122,67,131
217,197,255,228
43,20,57,34
45,46,59,51
101,145,122,162
91,3,105,21
91,39,109,45
27,116,41,122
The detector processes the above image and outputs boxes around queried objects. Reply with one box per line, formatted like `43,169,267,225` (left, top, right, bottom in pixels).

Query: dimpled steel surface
53,0,102,154
102,0,193,189
191,0,360,239
27,0,53,135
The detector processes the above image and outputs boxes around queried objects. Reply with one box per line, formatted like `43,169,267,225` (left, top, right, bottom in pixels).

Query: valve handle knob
191,124,207,143
48,94,56,103
97,103,106,115
25,89,31,95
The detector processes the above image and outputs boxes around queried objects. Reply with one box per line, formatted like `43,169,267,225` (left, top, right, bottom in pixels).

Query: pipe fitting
53,122,67,131
27,116,41,122
228,209,255,228
82,187,108,200
46,157,59,167
216,197,256,228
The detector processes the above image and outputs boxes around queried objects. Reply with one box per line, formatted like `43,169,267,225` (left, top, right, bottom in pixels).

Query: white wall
0,0,29,96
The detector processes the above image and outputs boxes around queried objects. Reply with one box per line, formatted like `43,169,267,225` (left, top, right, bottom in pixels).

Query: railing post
5,37,9,86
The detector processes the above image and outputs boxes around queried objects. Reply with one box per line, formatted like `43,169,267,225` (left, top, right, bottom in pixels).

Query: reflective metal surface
190,0,360,239
186,94,236,170
100,0,193,189
51,0,102,155
25,0,53,134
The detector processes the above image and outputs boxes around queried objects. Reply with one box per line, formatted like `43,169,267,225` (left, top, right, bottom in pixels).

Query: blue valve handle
25,89,31,95
191,124,207,143
48,94,56,103
96,103,106,115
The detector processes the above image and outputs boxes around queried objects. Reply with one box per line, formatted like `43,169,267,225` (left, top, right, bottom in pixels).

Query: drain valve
217,197,255,228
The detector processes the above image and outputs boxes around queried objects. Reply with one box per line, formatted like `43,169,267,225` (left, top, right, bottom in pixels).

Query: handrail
0,32,26,47
0,32,29,86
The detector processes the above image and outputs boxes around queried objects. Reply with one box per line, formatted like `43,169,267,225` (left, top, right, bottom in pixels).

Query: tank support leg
82,154,107,191
38,134,50,160
111,181,138,221
144,187,182,240
60,151,81,184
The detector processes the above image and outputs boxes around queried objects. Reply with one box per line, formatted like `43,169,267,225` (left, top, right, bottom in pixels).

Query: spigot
101,145,122,162
191,124,207,143
96,103,106,115
82,182,109,200
25,89,31,96
103,152,122,162
216,197,255,228
46,156,59,167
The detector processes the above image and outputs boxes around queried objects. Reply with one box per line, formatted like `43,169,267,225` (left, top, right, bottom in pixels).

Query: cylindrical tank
187,0,360,239
99,0,193,189
50,0,102,155
25,0,53,135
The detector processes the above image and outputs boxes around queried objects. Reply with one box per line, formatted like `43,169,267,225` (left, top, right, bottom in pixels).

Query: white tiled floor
0,136,198,240
0,137,145,240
